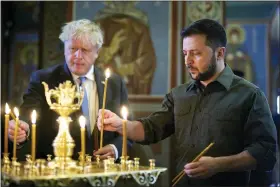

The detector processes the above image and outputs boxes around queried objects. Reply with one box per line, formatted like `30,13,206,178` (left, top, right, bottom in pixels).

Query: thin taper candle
12,107,19,160
122,120,127,157
4,103,11,154
31,110,37,162
100,68,110,148
10,111,16,121
121,106,128,158
172,142,215,186
79,116,86,166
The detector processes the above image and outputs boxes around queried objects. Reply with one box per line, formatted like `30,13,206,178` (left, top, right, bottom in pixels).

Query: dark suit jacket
18,63,130,160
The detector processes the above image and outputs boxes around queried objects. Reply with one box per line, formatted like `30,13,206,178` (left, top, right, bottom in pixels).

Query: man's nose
75,49,82,58
185,54,193,65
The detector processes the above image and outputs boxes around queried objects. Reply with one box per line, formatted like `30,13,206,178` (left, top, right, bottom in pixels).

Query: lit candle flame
105,68,111,79
31,110,37,124
5,103,10,114
14,107,19,118
79,116,86,128
121,106,128,120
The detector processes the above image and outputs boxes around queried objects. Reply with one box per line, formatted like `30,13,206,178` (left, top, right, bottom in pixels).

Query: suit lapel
59,63,75,85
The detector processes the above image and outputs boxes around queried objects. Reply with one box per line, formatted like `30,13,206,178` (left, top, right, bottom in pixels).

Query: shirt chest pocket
209,106,243,136
212,106,242,122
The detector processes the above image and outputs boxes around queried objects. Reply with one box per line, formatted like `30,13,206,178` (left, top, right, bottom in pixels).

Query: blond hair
59,19,103,49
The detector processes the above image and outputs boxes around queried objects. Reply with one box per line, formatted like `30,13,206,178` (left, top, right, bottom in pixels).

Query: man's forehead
183,35,206,44
182,35,207,50
66,38,94,48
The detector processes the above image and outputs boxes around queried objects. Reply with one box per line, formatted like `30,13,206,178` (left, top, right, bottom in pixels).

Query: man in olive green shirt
97,19,278,186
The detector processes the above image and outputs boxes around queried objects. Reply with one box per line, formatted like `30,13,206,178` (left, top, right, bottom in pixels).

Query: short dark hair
181,19,227,50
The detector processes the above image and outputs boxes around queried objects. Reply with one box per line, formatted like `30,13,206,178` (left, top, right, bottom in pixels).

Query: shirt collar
214,63,234,91
187,63,234,92
71,65,95,82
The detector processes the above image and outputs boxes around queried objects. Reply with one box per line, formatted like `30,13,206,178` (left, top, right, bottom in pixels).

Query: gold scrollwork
86,175,120,187
1,174,11,187
131,171,161,186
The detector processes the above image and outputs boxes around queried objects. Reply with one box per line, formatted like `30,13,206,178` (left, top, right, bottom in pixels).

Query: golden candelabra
1,81,167,187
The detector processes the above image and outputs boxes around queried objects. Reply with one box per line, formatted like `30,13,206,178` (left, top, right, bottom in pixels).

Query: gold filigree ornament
42,81,84,116
42,81,84,168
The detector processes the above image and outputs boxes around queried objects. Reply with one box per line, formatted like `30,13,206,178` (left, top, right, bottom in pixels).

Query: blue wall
241,24,268,96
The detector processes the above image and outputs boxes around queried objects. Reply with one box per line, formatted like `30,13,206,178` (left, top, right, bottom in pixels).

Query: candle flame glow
79,116,86,128
5,103,10,114
14,107,19,118
105,68,111,79
121,106,128,120
31,110,37,124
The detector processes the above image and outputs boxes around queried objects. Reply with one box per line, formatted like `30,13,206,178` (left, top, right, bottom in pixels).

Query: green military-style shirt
138,64,277,186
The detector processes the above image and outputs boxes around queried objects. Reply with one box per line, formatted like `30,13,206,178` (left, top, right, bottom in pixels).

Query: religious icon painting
10,32,39,105
74,1,177,99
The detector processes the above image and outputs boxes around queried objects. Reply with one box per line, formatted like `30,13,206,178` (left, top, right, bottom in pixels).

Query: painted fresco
226,24,254,82
74,1,171,96
94,2,157,95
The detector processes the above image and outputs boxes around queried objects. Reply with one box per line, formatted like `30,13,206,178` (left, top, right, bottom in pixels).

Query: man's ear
94,48,100,59
216,47,226,59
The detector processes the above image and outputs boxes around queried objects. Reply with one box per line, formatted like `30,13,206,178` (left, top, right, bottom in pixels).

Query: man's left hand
93,145,115,160
184,156,219,179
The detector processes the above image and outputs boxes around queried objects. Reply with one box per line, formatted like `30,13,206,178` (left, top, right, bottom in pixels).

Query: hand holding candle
100,68,111,149
4,103,11,155
121,106,128,158
79,116,86,166
12,107,19,160
31,110,37,162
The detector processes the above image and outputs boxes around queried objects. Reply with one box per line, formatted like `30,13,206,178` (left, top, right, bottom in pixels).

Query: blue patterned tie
79,77,91,137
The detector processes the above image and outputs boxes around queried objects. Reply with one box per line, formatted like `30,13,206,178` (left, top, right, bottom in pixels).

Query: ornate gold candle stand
1,81,167,186
2,156,167,187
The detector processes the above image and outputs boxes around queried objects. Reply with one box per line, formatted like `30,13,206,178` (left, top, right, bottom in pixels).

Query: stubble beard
188,54,217,81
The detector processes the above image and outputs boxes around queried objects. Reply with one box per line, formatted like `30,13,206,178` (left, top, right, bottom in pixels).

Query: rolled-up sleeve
136,92,175,144
244,89,278,171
